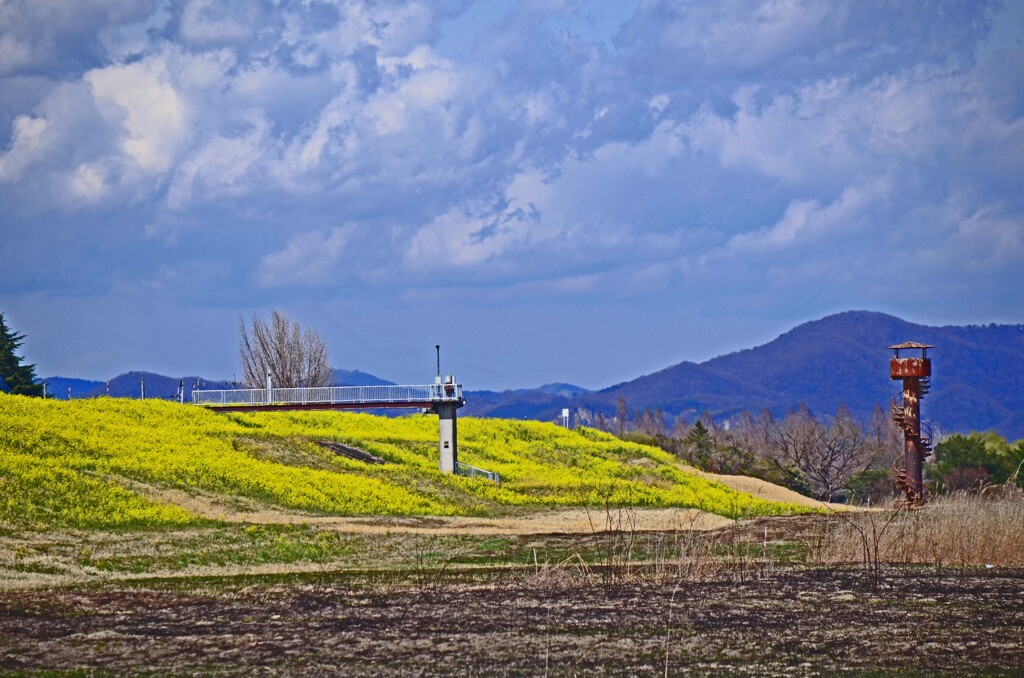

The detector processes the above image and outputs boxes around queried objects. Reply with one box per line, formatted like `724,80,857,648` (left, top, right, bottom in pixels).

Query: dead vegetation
820,491,1024,568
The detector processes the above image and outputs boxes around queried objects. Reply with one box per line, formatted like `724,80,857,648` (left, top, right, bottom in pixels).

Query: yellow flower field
0,394,811,529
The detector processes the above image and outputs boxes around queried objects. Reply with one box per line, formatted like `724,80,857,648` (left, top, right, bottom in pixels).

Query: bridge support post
433,402,460,474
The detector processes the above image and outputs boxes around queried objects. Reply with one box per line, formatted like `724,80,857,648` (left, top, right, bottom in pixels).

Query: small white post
141,376,145,400
266,371,272,404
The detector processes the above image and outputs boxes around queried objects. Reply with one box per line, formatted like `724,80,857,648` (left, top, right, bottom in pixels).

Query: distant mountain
534,383,591,398
333,369,395,386
42,368,396,401
83,372,233,401
467,312,1024,440
39,376,104,399
462,383,590,419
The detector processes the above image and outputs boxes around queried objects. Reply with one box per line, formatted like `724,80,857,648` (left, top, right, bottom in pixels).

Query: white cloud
85,55,188,174
257,225,357,288
167,112,271,210
367,46,460,134
69,162,110,202
722,178,891,256
404,190,546,270
179,0,257,46
656,0,844,72
0,32,34,75
0,115,49,182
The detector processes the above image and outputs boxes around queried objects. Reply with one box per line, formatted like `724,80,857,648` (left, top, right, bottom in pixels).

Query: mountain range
40,311,1024,439
460,311,1024,440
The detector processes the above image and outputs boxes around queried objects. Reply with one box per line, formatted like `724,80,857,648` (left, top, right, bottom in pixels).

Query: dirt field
2,564,1022,676
3,507,1024,675
0,508,734,592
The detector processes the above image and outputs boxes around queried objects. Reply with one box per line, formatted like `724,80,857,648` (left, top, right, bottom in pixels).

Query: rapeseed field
0,394,810,529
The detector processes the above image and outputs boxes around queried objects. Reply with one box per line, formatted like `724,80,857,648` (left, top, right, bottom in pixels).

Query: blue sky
1,0,1022,390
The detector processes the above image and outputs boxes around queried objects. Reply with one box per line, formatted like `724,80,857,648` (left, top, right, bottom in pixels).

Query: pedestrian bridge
192,383,463,412
191,380,475,478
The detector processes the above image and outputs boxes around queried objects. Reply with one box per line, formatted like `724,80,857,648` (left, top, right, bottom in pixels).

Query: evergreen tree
0,313,44,397
682,420,715,468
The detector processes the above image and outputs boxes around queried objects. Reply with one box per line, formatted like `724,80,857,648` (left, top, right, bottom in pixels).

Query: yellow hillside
0,394,814,529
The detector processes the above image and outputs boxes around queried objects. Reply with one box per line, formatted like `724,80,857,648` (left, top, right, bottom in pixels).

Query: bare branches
239,309,333,389
760,404,880,501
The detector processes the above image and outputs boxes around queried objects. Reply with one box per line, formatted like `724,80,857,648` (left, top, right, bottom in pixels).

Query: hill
333,369,395,386
471,312,1024,439
38,376,104,399
0,394,811,530
81,371,234,400
462,382,591,418
41,368,394,402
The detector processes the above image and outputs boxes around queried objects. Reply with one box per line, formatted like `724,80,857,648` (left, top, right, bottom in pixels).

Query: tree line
575,399,1024,503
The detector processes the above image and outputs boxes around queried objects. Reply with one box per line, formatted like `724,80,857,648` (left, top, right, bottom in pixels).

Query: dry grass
821,491,1024,568
523,506,770,592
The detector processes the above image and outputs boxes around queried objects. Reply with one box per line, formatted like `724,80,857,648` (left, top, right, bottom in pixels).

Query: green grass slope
0,395,811,530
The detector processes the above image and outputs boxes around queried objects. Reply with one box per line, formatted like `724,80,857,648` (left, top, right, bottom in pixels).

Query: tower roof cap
888,341,935,350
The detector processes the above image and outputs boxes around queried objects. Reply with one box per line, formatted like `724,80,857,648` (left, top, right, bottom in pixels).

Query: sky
1,0,1022,391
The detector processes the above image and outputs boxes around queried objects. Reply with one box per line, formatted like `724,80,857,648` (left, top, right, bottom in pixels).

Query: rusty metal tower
889,341,933,505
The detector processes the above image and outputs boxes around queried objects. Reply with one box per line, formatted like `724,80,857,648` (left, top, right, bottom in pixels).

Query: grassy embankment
0,394,811,531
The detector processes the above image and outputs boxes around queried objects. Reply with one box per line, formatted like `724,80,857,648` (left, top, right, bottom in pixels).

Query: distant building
0,375,11,394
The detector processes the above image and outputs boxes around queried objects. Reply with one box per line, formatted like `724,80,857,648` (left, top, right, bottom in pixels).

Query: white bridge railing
193,383,463,407
455,461,500,484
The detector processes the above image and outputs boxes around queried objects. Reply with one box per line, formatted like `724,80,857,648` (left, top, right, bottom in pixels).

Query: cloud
257,225,357,288
69,162,110,202
0,0,157,76
0,114,48,181
179,0,260,47
85,55,188,174
723,178,891,256
167,112,271,210
619,0,1000,80
0,0,1022,388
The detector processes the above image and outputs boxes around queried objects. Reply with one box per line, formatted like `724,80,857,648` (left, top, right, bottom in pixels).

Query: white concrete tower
433,345,464,474
435,399,460,473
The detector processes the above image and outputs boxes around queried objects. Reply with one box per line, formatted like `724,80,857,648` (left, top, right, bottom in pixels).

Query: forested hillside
465,312,1024,439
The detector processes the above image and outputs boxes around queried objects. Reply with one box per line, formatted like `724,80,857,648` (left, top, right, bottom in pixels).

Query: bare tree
764,404,877,501
240,309,333,389
867,404,903,466
815,405,876,500
615,397,630,436
671,413,690,440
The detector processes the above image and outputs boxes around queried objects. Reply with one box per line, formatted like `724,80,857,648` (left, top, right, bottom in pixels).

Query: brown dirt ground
134,484,739,533
1,565,1021,675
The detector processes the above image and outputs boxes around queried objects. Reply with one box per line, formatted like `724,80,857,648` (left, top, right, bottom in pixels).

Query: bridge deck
193,383,463,412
